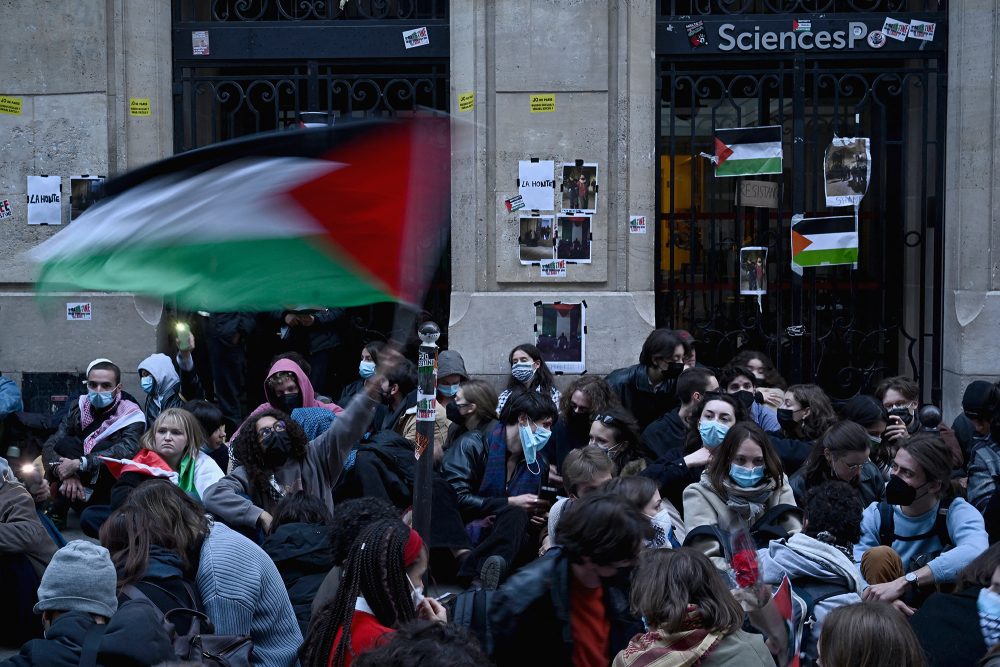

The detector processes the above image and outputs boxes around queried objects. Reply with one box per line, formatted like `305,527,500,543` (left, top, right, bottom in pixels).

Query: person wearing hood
398,349,469,462
0,456,57,648
0,540,175,667
137,353,186,427
759,481,865,665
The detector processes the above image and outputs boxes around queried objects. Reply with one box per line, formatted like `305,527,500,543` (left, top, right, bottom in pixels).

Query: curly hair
329,496,401,565
230,409,309,510
802,481,864,547
558,376,619,421
300,519,416,667
352,620,490,667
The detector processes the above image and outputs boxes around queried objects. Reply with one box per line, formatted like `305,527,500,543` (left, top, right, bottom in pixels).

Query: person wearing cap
966,382,1000,514
41,359,145,527
954,380,998,466
397,349,470,462
0,540,174,667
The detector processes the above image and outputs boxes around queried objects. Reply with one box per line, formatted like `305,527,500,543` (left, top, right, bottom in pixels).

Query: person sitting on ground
966,383,1000,514
642,367,718,460
0,540,175,667
875,375,963,469
613,548,774,667
549,376,620,475
182,399,230,472
443,379,499,455
0,369,24,442
42,359,145,527
604,475,684,549
718,365,780,433
838,394,892,481
372,360,418,435
606,328,690,431
789,420,883,507
137,353,188,428
490,492,654,667
262,492,336,638
300,520,446,667
352,619,491,667
105,480,302,666
442,390,555,584
683,421,801,573
496,343,561,416
758,481,865,665
953,380,998,467
857,432,988,613
776,384,837,443
587,409,648,476
728,349,786,409
816,601,928,667
339,341,386,406
0,457,57,648
203,350,395,537
911,542,1000,667
546,445,616,548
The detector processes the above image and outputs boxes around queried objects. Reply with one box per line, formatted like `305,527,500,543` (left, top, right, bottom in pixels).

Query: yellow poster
529,94,556,113
0,96,23,115
458,92,475,112
129,98,152,117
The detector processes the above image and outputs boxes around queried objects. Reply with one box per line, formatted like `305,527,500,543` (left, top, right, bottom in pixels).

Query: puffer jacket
262,522,335,637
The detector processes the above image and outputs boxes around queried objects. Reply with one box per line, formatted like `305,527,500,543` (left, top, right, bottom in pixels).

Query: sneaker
480,555,506,591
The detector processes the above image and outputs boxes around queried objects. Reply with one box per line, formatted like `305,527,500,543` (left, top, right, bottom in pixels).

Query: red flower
731,549,759,588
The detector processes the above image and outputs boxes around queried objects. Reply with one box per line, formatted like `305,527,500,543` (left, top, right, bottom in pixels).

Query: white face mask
407,574,425,609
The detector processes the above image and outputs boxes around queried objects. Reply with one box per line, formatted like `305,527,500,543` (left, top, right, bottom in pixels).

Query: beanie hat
34,540,119,618
963,381,997,419
437,350,469,382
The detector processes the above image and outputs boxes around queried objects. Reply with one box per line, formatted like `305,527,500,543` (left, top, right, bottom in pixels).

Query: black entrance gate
656,4,948,402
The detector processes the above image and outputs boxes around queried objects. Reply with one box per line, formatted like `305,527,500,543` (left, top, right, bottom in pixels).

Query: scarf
700,472,776,525
478,422,540,498
613,606,725,667
79,394,145,455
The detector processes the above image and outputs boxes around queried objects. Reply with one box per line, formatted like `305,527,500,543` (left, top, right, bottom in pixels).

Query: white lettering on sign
718,21,867,52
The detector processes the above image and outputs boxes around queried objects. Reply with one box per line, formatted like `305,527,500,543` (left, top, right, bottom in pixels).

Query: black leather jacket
605,363,679,431
489,547,640,667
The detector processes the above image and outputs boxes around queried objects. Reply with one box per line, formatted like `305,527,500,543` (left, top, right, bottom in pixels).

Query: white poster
824,138,871,208
535,302,586,374
27,175,62,225
517,160,556,211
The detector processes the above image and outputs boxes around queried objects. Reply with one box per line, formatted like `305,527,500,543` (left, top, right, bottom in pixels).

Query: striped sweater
197,522,303,666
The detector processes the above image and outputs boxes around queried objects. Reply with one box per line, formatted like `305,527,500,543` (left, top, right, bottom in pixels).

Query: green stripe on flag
716,157,783,177
794,247,859,267
36,236,397,311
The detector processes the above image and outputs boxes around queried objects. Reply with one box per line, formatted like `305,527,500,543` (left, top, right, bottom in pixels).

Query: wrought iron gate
656,4,948,402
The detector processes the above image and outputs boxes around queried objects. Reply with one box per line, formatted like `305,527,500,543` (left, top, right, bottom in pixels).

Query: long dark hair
230,409,309,509
301,519,417,667
504,343,555,393
729,350,787,390
784,384,837,440
799,420,871,486
683,393,746,453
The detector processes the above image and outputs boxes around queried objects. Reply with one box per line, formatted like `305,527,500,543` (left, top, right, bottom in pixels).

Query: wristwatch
905,571,919,589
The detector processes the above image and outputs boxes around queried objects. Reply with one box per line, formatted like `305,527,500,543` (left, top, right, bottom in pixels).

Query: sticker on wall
517,160,555,210
505,194,525,213
192,30,210,55
867,31,886,48
402,27,430,49
629,215,646,234
0,95,23,115
66,302,92,321
560,162,599,213
540,259,567,278
27,175,62,225
791,214,858,275
881,17,910,41
0,199,11,220
908,20,936,42
458,91,475,112
518,213,555,264
739,246,768,296
70,176,105,221
685,20,709,49
129,98,151,117
823,138,870,208
555,214,592,264
529,94,556,113
535,301,586,374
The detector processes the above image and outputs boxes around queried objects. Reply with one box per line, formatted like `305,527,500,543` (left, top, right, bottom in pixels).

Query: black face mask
261,431,294,469
661,362,684,380
278,393,303,412
884,474,922,506
566,411,591,432
733,390,756,410
445,401,466,425
887,406,914,426
776,407,797,429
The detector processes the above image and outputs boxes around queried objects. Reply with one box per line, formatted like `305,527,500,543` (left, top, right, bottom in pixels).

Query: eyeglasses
257,421,286,439
841,461,866,472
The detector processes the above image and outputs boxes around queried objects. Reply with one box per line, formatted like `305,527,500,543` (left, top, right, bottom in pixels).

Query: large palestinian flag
30,117,450,311
713,126,783,178
791,214,858,274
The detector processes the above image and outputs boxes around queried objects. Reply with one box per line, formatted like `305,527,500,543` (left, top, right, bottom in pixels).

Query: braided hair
230,408,309,510
301,519,416,667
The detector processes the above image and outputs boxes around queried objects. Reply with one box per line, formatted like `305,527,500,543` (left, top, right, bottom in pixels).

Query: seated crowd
1,327,999,666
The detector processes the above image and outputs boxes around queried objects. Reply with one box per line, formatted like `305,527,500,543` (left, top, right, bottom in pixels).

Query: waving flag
709,126,784,178
99,450,177,482
791,214,858,274
30,117,450,311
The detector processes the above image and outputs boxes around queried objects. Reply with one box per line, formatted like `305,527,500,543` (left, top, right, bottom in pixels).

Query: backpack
123,582,253,666
877,497,954,550
792,577,854,666
449,588,496,656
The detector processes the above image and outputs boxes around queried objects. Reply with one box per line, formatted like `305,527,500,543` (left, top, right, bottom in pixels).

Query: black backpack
793,576,854,666
449,588,496,656
877,497,954,549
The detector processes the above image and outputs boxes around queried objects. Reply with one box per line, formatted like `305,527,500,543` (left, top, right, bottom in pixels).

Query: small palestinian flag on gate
709,126,783,178
791,214,858,275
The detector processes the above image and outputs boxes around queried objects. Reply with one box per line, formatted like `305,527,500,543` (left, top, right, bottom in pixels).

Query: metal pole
412,321,439,544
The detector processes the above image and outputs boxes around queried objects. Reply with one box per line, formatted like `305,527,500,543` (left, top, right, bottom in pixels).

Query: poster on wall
535,301,586,374
27,175,62,225
70,176,105,221
823,137,870,208
517,160,556,211
555,214,592,264
560,162,599,213
791,214,858,275
739,246,768,295
518,213,555,264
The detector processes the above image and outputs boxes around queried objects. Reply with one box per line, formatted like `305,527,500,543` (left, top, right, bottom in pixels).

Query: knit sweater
197,522,303,666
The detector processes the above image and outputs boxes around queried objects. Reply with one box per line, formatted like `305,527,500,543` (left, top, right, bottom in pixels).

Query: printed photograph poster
739,246,768,295
535,302,586,373
66,302,92,321
824,138,870,207
517,160,556,211
555,214,592,264
70,176,104,221
560,163,599,213
518,213,555,264
27,175,62,225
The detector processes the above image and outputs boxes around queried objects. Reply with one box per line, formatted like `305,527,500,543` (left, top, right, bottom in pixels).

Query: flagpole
412,321,439,550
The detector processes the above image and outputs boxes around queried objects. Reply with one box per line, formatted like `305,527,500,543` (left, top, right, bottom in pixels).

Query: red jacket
330,610,393,667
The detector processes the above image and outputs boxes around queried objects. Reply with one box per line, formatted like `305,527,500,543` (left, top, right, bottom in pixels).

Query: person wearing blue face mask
338,342,385,407
41,359,146,528
683,421,801,573
442,390,557,586
137,352,187,427
495,344,561,418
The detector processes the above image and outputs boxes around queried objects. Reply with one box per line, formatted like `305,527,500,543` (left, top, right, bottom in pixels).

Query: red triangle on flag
715,137,734,166
791,230,813,256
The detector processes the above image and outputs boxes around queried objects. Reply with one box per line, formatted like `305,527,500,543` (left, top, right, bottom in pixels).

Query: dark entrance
656,4,947,401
